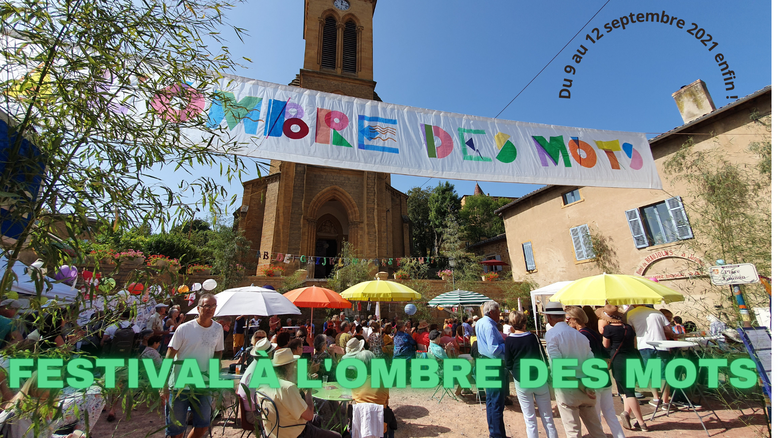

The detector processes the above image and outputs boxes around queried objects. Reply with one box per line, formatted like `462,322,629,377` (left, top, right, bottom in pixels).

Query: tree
0,0,263,296
406,187,434,256
326,242,372,292
459,195,511,244
664,114,771,324
428,182,460,255
204,218,251,290
439,213,482,282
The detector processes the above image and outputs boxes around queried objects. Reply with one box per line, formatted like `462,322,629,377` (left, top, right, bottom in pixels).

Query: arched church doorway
314,211,348,278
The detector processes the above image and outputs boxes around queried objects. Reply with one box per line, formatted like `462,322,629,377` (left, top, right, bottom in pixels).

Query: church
235,0,411,279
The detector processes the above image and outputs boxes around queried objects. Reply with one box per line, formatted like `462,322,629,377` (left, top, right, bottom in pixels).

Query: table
312,382,352,432
646,340,723,436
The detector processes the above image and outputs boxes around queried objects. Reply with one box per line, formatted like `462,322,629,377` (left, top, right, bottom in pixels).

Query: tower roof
473,183,484,196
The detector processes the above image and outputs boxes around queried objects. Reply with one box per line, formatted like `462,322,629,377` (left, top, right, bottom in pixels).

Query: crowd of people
0,289,700,438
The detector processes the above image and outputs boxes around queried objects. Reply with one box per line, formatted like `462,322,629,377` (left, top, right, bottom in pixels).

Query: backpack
110,324,137,357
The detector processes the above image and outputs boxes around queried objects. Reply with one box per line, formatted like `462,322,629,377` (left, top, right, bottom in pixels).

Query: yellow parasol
550,273,685,306
341,279,421,302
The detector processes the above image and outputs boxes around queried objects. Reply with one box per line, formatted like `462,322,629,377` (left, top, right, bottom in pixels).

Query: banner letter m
207,92,263,134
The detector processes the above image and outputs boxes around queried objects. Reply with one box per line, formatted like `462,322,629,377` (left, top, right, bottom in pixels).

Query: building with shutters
234,0,411,278
495,81,770,322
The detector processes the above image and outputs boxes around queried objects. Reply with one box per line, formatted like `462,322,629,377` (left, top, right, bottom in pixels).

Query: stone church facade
235,0,411,278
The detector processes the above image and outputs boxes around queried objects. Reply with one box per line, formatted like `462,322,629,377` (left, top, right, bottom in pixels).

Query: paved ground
91,385,769,438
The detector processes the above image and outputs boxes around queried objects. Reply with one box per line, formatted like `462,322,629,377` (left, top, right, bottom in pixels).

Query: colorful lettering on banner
458,128,492,162
595,140,622,170
207,92,263,133
621,142,644,170
284,254,292,264
263,252,269,260
316,109,352,147
264,99,309,140
493,133,518,164
358,116,399,154
352,258,359,265
388,258,393,266
300,255,307,263
533,135,572,167
568,137,597,168
381,259,387,267
150,83,204,123
420,124,453,158
321,257,327,266
329,257,336,266
276,253,284,262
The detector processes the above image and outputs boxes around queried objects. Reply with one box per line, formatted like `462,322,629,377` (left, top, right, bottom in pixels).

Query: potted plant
186,264,213,275
393,270,410,280
114,249,145,266
482,272,500,281
261,266,284,277
436,269,453,280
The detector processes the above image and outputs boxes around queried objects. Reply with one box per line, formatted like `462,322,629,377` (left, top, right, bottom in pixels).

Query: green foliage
459,195,511,244
0,0,265,297
144,232,200,267
326,242,371,292
664,128,771,323
500,279,537,310
428,182,460,255
586,229,620,274
203,217,251,290
278,270,307,293
406,187,434,257
439,213,483,282
399,257,431,279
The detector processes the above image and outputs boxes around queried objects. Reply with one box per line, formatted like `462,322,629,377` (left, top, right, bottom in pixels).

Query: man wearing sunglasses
162,294,224,438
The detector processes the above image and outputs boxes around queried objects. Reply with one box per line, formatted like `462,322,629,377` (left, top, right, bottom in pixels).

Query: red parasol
479,259,509,266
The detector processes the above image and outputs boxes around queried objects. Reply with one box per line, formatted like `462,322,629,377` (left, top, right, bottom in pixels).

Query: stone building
235,0,410,278
495,81,771,324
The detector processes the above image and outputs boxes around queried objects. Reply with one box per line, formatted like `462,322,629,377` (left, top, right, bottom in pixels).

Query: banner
186,75,661,188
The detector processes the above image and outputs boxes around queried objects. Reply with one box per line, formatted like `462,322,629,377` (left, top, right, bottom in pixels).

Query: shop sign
709,263,759,286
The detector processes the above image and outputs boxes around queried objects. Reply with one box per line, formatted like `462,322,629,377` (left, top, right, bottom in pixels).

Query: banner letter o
283,118,309,139
150,84,204,123
324,111,349,131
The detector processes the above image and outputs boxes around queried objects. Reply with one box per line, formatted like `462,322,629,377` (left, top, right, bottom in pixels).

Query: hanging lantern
178,285,190,294
202,279,217,291
128,283,144,295
404,304,417,315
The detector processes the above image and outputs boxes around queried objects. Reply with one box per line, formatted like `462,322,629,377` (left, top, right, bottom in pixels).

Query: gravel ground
90,383,768,438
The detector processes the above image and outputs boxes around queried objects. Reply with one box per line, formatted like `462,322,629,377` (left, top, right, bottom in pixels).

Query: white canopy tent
530,281,573,337
2,257,78,303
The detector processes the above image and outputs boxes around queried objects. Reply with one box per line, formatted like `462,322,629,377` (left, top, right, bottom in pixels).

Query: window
522,242,536,271
342,21,357,73
570,224,595,261
562,189,581,205
321,17,337,69
625,196,693,249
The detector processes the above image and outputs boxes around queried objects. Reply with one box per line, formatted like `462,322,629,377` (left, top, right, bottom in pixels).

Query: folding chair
430,356,457,403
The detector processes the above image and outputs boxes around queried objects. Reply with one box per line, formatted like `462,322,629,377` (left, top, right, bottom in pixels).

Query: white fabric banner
183,75,661,189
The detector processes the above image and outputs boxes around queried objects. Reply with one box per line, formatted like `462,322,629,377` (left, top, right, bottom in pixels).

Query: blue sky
161,0,771,214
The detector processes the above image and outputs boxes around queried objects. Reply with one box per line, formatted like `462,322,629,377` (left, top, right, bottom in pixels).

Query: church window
342,20,357,73
321,17,337,70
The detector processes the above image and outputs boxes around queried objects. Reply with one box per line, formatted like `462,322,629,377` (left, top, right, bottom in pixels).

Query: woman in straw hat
259,348,340,438
598,305,648,432
566,307,625,438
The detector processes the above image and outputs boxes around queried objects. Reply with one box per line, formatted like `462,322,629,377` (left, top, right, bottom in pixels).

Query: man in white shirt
162,294,224,438
544,302,606,438
624,304,675,407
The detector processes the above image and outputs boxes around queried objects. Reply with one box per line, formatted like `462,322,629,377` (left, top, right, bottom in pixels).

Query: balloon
31,259,44,269
178,285,190,294
202,279,217,291
128,283,144,295
191,283,202,292
404,304,417,315
54,265,78,285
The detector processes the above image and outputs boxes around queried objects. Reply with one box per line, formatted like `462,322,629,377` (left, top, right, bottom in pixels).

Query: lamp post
448,257,456,291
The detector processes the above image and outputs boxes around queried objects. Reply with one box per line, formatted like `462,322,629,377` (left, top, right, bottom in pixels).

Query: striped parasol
428,289,491,307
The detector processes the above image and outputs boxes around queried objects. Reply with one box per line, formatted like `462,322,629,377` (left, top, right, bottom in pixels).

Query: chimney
672,79,716,124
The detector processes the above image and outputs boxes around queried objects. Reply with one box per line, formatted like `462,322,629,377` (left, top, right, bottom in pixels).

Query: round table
312,382,352,431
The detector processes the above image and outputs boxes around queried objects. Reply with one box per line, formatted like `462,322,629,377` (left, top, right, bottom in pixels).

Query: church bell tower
299,0,377,99
238,0,410,279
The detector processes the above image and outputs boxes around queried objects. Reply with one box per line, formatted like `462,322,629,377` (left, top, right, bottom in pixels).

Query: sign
709,263,760,286
634,249,705,276
192,77,662,188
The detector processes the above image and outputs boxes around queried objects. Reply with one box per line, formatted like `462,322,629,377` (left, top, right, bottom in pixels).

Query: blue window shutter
570,226,586,261
522,243,535,271
665,197,694,240
625,208,649,249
